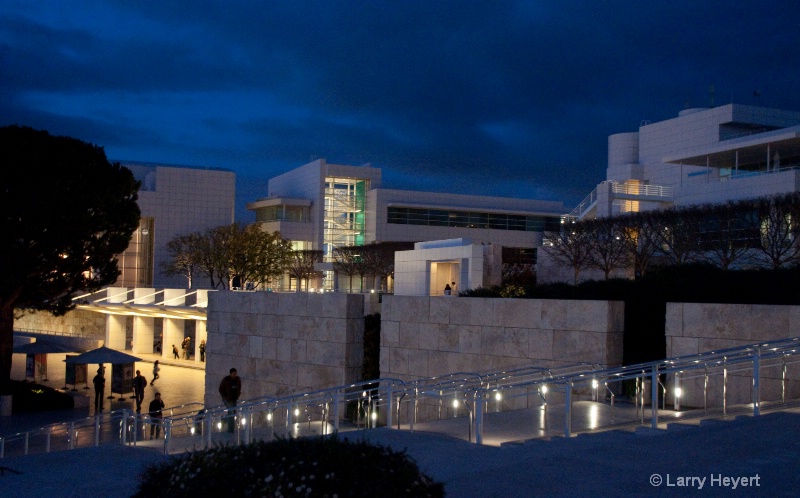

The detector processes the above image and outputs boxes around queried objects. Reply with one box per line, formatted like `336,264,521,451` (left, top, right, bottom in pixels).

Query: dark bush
10,380,74,413
133,436,444,497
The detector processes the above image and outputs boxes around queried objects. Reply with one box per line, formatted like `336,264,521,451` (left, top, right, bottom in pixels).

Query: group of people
443,281,458,296
171,338,206,361
91,358,243,439
92,362,166,439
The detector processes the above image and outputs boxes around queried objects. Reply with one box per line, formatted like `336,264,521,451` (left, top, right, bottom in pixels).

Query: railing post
753,347,761,416
651,366,658,429
723,357,728,416
95,414,101,446
474,391,483,445
333,392,341,433
782,357,787,404
564,381,572,438
387,385,393,430
674,372,681,411
163,418,172,455
244,406,252,443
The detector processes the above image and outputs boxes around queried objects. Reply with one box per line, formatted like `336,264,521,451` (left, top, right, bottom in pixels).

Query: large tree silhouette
0,126,140,393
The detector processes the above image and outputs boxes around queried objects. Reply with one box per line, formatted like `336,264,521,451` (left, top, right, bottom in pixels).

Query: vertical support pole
782,357,787,404
95,415,101,446
723,357,728,416
164,418,172,455
244,406,252,443
387,385,393,430
651,366,658,429
474,391,483,445
753,347,761,416
333,392,340,433
675,372,681,411
704,367,709,411
564,382,572,438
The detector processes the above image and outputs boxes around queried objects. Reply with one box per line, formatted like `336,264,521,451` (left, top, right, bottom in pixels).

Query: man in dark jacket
148,392,165,439
218,368,242,433
92,366,105,412
133,370,147,413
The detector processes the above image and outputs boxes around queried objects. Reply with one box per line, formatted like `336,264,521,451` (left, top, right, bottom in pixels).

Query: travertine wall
666,302,800,407
204,291,364,405
381,296,624,377
15,309,107,340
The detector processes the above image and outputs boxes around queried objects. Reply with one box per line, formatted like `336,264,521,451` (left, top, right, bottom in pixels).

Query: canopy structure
64,346,142,365
13,341,76,355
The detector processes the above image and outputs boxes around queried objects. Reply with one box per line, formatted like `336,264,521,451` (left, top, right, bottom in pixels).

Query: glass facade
387,207,561,232
116,217,155,287
323,177,368,262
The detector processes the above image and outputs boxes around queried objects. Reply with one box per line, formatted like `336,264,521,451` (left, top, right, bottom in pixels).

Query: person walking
199,340,206,362
218,368,242,433
133,370,147,413
172,344,179,359
92,366,105,412
182,336,191,359
151,360,160,385
148,392,165,439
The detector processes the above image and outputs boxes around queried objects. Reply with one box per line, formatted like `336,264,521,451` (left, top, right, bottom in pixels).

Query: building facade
575,104,800,220
248,159,565,291
116,162,236,288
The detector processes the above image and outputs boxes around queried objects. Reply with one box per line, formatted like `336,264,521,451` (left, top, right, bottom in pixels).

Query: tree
288,250,323,291
543,219,593,285
657,207,702,266
162,233,204,288
163,224,293,290
755,193,800,269
698,201,759,270
584,217,630,280
332,246,362,292
0,126,140,393
361,241,414,291
619,211,662,278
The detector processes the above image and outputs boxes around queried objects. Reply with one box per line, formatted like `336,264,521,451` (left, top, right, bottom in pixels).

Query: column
162,289,186,359
104,287,128,349
132,288,156,354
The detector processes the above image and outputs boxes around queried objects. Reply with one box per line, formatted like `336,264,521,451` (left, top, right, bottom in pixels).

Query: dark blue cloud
1,0,799,220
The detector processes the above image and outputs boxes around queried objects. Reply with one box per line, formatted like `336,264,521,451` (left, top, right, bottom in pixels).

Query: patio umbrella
64,346,142,365
14,341,76,355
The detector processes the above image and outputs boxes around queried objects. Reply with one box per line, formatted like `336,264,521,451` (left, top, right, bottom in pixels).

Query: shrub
134,436,445,497
10,380,74,413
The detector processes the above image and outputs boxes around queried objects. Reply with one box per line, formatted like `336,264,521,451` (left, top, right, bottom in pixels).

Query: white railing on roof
568,187,598,219
610,181,673,198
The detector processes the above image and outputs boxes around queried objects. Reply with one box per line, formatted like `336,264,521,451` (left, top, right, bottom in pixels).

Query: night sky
2,1,799,220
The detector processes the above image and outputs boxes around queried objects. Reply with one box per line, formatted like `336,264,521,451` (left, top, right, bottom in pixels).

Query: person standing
172,344,179,359
218,368,242,433
148,392,165,439
133,370,147,413
182,336,191,359
443,283,451,296
199,340,206,362
151,360,160,385
92,366,105,412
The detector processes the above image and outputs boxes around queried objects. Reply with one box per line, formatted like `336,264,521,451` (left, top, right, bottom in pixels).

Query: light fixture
294,408,300,417
674,387,682,398
267,412,273,421
217,422,222,429
541,385,548,394
495,392,502,401
452,399,459,408
591,379,599,389
371,411,377,421
241,417,246,426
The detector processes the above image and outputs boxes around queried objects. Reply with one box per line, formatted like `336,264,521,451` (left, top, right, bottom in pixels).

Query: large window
387,207,560,232
323,177,368,262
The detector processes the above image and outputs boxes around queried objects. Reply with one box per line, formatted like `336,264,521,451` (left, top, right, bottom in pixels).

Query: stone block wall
15,309,107,340
204,291,364,406
381,295,625,419
666,302,800,407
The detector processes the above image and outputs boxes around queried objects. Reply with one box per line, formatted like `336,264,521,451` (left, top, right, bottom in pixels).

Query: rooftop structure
576,104,800,219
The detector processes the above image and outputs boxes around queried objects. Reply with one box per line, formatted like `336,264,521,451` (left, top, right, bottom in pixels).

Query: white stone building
248,158,565,292
116,162,236,288
575,104,800,220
